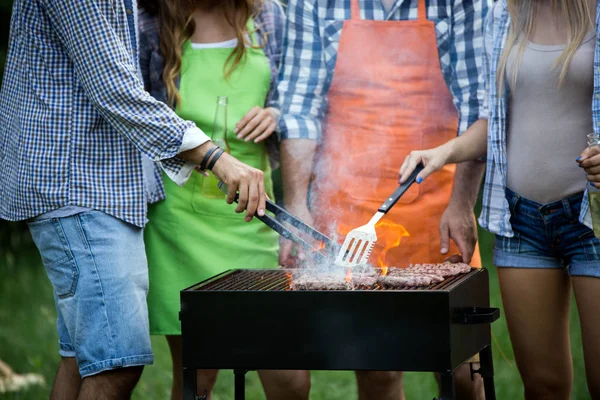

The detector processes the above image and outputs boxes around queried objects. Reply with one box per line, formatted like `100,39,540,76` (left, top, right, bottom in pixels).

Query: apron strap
350,0,361,21
350,0,427,22
417,0,427,22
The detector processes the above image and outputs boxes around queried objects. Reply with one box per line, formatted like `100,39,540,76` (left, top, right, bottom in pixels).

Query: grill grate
193,269,477,292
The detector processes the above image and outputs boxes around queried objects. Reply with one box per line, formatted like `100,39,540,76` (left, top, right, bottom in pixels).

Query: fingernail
416,177,423,184
577,156,583,162
245,138,250,142
441,248,448,254
259,209,265,216
234,128,238,134
245,217,252,222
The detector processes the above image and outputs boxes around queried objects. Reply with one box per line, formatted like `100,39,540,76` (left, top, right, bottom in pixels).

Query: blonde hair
497,0,594,94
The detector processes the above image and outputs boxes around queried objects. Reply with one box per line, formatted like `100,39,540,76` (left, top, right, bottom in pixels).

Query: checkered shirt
277,0,491,141
478,0,599,236
0,0,206,227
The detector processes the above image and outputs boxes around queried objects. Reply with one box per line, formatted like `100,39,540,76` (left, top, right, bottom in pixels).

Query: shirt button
126,9,132,15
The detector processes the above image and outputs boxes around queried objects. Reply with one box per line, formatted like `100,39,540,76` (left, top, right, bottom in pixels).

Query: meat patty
405,262,471,277
378,269,441,288
292,273,352,291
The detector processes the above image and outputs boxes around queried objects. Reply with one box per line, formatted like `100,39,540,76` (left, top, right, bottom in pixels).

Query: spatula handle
378,163,424,214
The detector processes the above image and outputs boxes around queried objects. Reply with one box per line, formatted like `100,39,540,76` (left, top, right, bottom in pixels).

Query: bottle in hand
202,96,231,199
587,133,600,238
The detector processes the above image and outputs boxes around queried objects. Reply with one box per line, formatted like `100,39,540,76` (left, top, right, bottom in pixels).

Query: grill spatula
334,163,424,268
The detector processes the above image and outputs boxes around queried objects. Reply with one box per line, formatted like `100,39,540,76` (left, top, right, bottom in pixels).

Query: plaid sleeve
277,0,328,141
479,4,496,120
448,0,491,134
41,1,209,166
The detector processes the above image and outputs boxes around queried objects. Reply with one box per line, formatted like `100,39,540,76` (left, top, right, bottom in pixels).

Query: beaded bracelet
199,145,220,171
207,148,225,171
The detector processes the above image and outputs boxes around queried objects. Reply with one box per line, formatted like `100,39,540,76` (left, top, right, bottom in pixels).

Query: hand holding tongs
334,163,425,268
218,181,336,265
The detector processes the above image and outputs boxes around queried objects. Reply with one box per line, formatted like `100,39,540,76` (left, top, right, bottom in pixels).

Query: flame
335,219,409,275
345,268,352,283
374,220,410,275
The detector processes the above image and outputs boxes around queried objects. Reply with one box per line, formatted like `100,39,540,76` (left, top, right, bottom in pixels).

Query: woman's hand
578,146,600,186
398,143,454,184
234,106,280,143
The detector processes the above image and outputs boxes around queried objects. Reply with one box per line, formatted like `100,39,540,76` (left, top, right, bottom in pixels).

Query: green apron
145,20,277,335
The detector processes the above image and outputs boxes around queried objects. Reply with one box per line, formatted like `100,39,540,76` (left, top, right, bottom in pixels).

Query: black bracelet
199,145,219,171
207,148,225,171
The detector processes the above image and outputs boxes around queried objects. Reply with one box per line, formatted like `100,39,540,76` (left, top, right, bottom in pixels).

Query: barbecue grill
180,267,499,400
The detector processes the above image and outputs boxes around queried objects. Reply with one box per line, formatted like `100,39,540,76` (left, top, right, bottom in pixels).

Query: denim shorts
494,189,600,278
27,211,153,377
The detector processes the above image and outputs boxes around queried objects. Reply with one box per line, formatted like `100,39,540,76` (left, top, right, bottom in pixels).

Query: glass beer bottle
201,96,231,198
587,132,600,238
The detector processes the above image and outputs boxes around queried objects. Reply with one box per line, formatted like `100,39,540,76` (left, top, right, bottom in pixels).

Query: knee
197,369,219,392
283,371,311,398
356,371,403,388
522,373,571,399
262,370,311,399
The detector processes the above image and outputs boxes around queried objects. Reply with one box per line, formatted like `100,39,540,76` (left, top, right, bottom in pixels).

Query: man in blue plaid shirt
0,1,268,398
278,0,491,398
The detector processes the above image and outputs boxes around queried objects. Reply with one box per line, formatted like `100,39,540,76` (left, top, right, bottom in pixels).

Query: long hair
158,0,265,106
497,0,594,94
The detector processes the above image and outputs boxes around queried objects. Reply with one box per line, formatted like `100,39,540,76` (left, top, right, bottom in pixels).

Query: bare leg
434,363,484,400
258,370,311,400
498,268,572,400
50,357,81,400
77,366,143,400
355,371,405,400
167,335,219,400
572,276,600,399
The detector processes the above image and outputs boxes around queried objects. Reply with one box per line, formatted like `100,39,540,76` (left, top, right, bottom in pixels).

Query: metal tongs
218,181,336,265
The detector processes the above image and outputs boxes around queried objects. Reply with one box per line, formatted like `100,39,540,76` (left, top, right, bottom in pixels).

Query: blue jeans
27,211,153,377
494,189,600,278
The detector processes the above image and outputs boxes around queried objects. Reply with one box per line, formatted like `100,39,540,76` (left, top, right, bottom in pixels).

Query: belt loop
563,198,574,221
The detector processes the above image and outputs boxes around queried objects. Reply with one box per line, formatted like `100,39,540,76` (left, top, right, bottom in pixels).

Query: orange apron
312,0,481,267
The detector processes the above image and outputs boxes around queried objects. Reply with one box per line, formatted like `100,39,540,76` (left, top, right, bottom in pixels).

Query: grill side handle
452,307,500,325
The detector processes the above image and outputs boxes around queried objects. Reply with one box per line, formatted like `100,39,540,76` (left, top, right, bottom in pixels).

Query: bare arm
281,139,317,208
399,118,488,183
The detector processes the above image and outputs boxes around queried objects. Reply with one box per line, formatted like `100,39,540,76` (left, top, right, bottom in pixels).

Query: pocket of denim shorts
27,219,79,298
578,229,600,261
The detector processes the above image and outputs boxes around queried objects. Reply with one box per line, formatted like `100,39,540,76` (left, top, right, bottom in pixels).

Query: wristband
207,148,225,171
199,145,219,171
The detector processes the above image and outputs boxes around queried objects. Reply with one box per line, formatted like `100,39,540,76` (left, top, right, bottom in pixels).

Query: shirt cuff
165,160,196,186
163,126,211,186
180,126,211,152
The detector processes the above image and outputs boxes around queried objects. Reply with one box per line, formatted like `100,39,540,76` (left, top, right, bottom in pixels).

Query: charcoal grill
180,268,499,400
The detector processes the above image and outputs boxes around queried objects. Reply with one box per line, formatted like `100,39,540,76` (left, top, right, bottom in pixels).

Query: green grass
0,228,590,399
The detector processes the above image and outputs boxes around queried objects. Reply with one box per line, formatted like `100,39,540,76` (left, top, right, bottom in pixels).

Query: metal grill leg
479,345,496,400
234,369,246,400
183,367,197,400
438,371,455,400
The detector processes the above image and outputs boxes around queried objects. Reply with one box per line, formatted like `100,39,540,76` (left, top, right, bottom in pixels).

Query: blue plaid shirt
277,0,491,140
478,0,599,237
0,0,210,227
